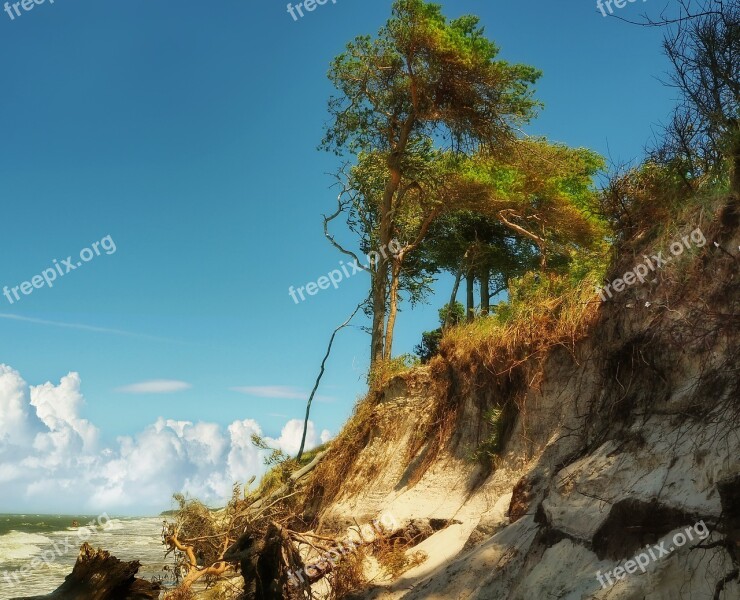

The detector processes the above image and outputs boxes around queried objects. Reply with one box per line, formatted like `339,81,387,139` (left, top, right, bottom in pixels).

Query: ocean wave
101,519,125,531
0,531,53,561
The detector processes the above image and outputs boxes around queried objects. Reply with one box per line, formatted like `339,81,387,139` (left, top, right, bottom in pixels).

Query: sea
0,513,176,598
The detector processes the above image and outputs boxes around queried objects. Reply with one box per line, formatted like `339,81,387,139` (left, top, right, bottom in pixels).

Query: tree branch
297,301,366,460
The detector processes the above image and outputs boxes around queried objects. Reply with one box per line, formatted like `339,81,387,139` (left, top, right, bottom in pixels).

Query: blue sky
0,0,677,514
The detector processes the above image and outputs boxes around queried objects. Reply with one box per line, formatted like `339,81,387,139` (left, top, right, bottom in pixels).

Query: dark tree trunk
466,271,475,323
12,544,160,600
225,523,289,600
480,268,490,316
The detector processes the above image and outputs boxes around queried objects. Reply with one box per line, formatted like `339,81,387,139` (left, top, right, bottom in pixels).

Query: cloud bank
0,365,331,515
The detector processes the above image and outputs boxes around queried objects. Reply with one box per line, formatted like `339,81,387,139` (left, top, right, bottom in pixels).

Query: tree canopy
322,0,607,373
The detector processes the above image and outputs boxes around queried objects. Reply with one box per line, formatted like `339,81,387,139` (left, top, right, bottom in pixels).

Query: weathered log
240,451,327,515
12,543,161,600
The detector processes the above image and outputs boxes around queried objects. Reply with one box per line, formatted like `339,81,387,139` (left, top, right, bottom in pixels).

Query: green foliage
250,433,290,468
415,302,464,363
419,140,608,316
323,0,609,369
392,353,421,371
323,0,542,156
321,0,547,275
415,329,443,364
502,250,606,318
439,301,465,328
471,407,505,463
425,211,539,282
491,300,512,324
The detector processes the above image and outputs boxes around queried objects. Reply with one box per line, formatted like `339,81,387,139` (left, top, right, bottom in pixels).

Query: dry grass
397,271,603,481
439,271,601,378
373,537,428,579
326,546,368,599
368,354,420,392
301,394,379,524
164,586,195,600
245,442,332,513
302,271,603,505
253,465,290,499
326,532,429,597
599,160,723,247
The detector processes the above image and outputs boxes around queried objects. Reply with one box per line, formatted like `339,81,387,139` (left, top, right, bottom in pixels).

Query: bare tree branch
297,301,367,460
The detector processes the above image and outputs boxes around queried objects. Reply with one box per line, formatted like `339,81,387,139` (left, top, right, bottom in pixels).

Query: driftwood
163,452,457,598
12,543,160,600
240,450,327,515
163,450,329,596
220,471,342,598
296,518,458,585
163,526,234,589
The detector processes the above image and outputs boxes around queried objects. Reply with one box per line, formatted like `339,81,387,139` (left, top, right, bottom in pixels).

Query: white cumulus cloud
265,419,331,456
0,365,328,515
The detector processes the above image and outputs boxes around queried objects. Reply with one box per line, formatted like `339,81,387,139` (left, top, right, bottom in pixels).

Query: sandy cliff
303,199,739,600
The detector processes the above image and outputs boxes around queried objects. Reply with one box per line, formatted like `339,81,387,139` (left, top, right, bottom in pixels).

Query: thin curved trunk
297,302,364,461
498,209,548,270
444,267,464,329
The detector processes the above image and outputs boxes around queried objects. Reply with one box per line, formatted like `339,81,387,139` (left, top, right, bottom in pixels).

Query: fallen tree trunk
161,452,329,596
12,543,160,600
241,450,327,515
268,517,462,590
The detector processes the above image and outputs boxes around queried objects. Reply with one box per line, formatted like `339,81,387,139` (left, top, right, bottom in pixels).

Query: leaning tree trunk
371,167,399,370
498,209,548,271
444,267,464,329
383,258,403,360
297,303,362,461
370,267,387,371
466,271,475,323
